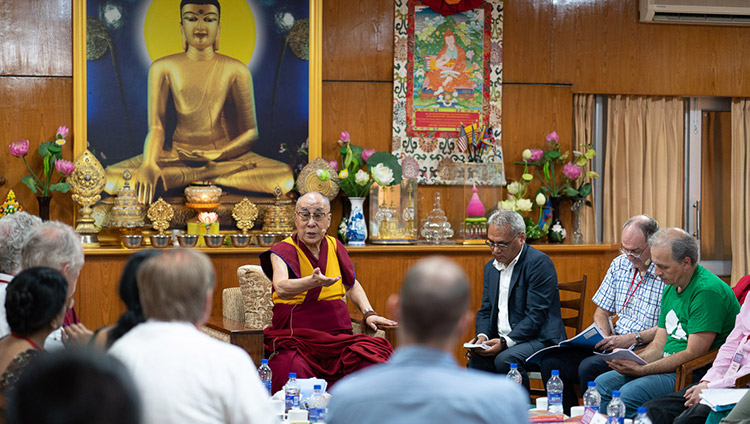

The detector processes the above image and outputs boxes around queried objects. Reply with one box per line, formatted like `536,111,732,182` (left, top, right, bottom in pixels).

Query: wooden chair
203,265,396,367
674,349,719,391
528,274,589,397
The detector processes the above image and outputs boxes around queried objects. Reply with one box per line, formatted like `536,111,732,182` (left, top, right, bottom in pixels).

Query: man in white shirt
109,248,275,424
0,212,42,338
466,209,567,388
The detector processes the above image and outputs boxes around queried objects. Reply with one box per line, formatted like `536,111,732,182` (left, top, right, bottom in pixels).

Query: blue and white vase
346,197,367,246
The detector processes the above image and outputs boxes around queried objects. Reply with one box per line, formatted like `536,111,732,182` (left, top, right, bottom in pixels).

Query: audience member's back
108,248,274,424
6,348,141,424
326,256,529,424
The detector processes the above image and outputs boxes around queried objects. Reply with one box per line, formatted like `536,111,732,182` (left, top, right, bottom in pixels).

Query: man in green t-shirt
594,228,740,418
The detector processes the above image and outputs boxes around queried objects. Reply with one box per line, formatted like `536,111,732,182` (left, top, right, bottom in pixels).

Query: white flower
536,193,546,206
522,149,532,161
516,198,533,212
372,163,394,186
498,199,517,211
355,169,370,186
506,182,523,195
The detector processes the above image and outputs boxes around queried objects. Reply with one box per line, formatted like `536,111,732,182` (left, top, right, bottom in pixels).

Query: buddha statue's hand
177,147,222,164
134,162,166,204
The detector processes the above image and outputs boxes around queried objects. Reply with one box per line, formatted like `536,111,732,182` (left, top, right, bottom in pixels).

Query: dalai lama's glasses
485,233,519,250
295,211,330,223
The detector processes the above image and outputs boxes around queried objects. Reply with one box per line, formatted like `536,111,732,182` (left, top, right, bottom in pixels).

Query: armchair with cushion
202,265,396,367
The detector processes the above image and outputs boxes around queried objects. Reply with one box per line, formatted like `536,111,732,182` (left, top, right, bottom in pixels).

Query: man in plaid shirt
539,215,665,414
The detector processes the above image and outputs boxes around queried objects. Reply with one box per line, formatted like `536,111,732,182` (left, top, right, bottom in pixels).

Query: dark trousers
642,384,712,424
539,348,612,414
468,339,546,391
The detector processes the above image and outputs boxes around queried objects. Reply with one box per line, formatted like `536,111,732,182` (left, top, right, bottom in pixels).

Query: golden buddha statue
104,0,294,204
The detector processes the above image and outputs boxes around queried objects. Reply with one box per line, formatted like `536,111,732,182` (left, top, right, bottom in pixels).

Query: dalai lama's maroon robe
260,235,392,392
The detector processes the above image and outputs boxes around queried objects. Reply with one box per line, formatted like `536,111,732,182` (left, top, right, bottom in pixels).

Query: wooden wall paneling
502,0,554,84
77,255,128,326
0,0,72,76
322,0,394,81
540,0,750,96
0,77,74,223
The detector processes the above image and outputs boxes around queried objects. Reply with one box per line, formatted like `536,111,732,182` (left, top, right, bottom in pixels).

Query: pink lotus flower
328,160,338,171
56,125,69,139
361,148,376,162
563,161,582,180
198,212,218,223
340,131,350,142
545,131,559,144
9,139,29,157
529,148,543,162
54,159,75,175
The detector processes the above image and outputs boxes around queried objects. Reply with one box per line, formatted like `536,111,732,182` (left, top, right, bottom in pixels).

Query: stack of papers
700,388,750,412
593,348,647,365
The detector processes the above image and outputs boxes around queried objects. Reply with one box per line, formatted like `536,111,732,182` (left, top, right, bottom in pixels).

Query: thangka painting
392,0,505,185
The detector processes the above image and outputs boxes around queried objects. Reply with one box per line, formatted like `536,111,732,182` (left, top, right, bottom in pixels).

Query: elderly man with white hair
0,212,42,338
21,221,91,349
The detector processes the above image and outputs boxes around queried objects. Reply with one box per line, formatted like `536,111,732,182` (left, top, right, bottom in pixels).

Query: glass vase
345,197,367,246
571,200,584,244
368,179,417,244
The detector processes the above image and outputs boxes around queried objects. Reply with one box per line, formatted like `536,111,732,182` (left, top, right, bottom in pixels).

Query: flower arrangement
9,125,75,196
198,211,219,231
518,130,599,205
497,178,549,240
329,131,402,198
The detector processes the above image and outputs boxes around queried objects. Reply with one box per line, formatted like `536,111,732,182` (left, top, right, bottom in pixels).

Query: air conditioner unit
639,0,750,26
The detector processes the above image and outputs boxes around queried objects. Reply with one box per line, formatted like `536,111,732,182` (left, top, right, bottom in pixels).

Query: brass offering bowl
121,234,143,249
229,234,252,247
177,234,199,247
203,234,225,248
257,233,277,247
149,234,172,248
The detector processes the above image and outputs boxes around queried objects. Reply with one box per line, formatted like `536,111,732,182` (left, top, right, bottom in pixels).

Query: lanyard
11,333,41,350
618,268,644,314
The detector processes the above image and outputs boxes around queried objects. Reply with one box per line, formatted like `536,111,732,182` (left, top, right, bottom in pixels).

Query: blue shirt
591,255,664,335
327,345,529,424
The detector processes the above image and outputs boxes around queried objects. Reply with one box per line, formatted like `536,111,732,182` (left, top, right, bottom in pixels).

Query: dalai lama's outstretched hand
364,314,398,331
311,267,341,287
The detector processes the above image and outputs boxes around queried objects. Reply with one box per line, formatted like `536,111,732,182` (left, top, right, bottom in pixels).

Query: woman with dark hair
0,267,68,394
90,249,162,349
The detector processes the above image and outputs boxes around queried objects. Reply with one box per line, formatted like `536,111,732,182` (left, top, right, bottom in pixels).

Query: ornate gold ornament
295,157,340,201
147,197,174,234
70,150,106,247
232,198,259,234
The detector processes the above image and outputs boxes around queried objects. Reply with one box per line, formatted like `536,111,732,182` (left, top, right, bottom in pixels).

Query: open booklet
700,388,750,412
593,348,647,365
526,323,606,364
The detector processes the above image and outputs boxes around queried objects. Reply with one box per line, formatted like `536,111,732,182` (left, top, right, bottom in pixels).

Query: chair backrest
558,275,588,336
236,265,274,329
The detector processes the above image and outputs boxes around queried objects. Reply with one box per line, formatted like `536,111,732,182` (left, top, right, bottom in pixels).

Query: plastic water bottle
634,407,652,424
583,381,601,413
547,369,564,414
284,372,301,412
308,384,328,423
607,390,626,424
258,359,272,396
506,363,523,385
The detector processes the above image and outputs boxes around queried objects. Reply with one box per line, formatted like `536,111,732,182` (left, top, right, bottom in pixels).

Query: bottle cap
289,372,297,378
261,359,268,364
612,390,620,397
314,385,322,390
551,369,559,375
588,381,596,387
510,363,518,369
637,407,647,414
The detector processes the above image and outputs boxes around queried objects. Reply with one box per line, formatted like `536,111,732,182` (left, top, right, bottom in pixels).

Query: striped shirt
592,255,664,335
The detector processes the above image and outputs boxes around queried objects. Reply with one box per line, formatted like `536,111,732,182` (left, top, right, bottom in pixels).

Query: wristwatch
635,332,643,345
500,337,508,350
